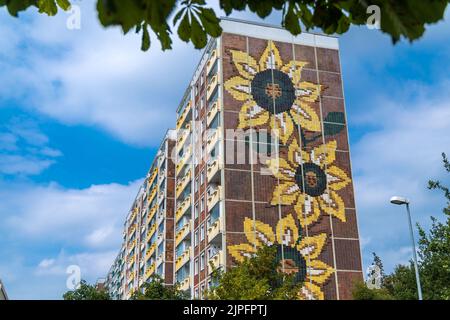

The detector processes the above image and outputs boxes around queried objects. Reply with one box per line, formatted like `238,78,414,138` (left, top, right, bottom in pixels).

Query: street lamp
390,196,423,300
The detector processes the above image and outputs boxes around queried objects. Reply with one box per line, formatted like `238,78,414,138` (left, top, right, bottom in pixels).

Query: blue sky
0,3,449,299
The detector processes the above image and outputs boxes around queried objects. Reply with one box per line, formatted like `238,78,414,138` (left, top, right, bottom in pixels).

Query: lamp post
390,196,423,300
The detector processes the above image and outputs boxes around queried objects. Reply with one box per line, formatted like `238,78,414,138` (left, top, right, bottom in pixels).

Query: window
200,252,205,270
194,230,199,246
201,284,205,298
200,98,204,110
194,288,199,299
194,258,199,275
195,177,199,192
200,171,204,185
200,223,205,241
194,203,199,219
200,196,204,212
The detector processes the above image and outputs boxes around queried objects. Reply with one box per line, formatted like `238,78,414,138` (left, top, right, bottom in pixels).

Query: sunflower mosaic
266,138,351,228
224,40,322,144
228,214,334,300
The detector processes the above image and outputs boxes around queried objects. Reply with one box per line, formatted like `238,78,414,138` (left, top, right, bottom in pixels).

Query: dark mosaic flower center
251,69,295,114
295,163,327,197
276,245,307,285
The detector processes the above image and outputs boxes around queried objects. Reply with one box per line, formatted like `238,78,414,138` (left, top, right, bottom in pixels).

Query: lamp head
390,196,409,205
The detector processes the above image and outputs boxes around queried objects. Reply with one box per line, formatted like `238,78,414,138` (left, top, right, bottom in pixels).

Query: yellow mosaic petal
230,49,259,80
276,214,299,247
290,101,321,133
271,181,300,206
296,81,321,103
271,112,294,145
306,260,335,285
327,165,351,191
224,75,250,101
310,140,337,167
298,282,324,300
297,233,327,260
228,243,256,263
318,190,346,222
243,218,275,247
237,100,270,129
266,157,295,181
281,60,308,85
287,138,302,168
259,40,283,71
294,194,321,227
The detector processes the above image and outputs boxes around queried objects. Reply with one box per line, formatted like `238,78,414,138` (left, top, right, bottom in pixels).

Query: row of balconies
206,127,222,155
206,158,222,183
145,243,157,261
176,123,191,153
175,248,190,271
175,169,191,198
206,100,220,127
148,168,158,188
175,222,191,247
207,185,222,212
175,145,192,176
175,195,191,222
147,205,157,225
207,215,223,244
208,249,224,274
146,223,157,242
179,277,190,291
176,101,192,130
144,262,156,280
128,239,137,252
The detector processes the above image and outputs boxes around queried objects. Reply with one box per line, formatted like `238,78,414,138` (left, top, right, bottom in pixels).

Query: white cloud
1,179,141,248
0,118,62,176
0,4,202,147
352,81,450,272
0,178,141,299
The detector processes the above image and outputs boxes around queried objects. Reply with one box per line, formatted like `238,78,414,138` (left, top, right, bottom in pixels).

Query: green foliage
206,245,302,300
352,280,393,300
63,280,111,300
1,0,448,51
131,274,188,300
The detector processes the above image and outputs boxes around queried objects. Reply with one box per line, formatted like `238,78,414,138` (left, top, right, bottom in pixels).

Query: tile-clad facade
173,19,363,300
107,18,363,300
105,130,176,299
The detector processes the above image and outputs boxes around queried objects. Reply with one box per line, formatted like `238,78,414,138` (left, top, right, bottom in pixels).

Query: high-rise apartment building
106,129,176,300
106,18,363,300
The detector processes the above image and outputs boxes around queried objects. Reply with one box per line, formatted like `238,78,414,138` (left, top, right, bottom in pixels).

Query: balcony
147,205,157,224
175,222,191,247
206,74,219,101
208,250,224,274
176,123,191,153
207,158,222,183
157,190,165,204
148,168,158,187
207,186,222,211
176,145,192,176
175,195,191,222
156,233,164,246
175,249,190,271
207,100,220,127
128,223,136,237
127,254,135,267
207,215,223,243
156,211,164,226
175,169,191,198
156,252,164,266
145,263,156,280
206,49,219,75
147,185,158,204
128,239,137,252
179,277,190,291
146,223,157,241
145,243,157,261
206,127,222,155
176,101,192,130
